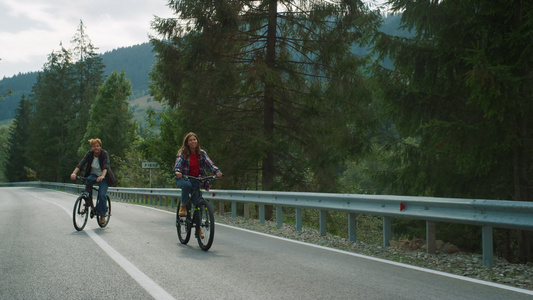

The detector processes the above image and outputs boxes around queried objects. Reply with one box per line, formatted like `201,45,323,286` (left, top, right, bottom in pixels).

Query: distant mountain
100,43,156,97
0,14,408,126
0,42,157,124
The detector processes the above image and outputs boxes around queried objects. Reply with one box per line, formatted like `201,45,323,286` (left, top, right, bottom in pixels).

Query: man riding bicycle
71,138,115,226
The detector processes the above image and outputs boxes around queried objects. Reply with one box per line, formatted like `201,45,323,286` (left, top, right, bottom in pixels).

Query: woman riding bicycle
70,138,115,226
174,132,222,217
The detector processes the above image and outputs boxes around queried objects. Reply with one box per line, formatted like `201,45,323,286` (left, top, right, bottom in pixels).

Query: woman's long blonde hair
178,132,201,159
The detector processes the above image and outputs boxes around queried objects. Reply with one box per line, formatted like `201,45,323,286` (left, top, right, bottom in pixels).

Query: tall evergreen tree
24,23,104,182
28,46,76,181
82,70,136,163
3,96,33,182
372,1,533,262
0,124,8,182
150,0,381,194
69,20,105,165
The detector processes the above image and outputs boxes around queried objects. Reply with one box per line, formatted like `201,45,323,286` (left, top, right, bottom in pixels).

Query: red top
189,153,200,177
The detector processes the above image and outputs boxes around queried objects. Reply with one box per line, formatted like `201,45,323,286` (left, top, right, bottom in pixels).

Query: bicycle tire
176,202,191,244
73,196,89,231
196,198,215,251
98,196,112,228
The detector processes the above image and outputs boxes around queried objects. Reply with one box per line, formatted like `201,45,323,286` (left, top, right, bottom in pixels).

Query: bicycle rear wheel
73,196,89,231
98,196,112,228
176,202,191,244
196,198,215,251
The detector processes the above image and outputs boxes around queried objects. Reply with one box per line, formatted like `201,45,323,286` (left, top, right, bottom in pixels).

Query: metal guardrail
2,181,533,268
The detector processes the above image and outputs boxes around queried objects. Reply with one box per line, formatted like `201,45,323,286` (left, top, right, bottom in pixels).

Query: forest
0,1,532,263
0,42,156,124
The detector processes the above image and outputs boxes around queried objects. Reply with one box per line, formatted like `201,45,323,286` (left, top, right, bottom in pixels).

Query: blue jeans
87,174,109,216
175,178,200,205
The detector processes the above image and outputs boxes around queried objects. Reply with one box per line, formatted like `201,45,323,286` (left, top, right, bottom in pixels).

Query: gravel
147,203,533,291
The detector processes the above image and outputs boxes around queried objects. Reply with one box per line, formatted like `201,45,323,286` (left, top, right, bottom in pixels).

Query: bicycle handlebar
182,175,220,181
75,176,98,182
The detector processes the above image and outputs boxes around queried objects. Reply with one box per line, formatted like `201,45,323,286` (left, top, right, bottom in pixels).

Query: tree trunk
261,0,278,220
513,113,533,262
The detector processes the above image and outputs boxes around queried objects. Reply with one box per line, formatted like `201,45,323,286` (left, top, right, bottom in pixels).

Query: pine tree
372,1,533,262
0,125,8,182
69,20,105,165
150,0,381,195
3,96,33,182
28,46,77,181
82,71,136,163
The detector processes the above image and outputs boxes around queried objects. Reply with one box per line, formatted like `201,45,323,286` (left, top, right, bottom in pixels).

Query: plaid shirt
173,150,220,191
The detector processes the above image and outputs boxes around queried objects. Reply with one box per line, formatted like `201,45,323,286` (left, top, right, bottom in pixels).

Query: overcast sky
0,0,387,79
0,0,175,79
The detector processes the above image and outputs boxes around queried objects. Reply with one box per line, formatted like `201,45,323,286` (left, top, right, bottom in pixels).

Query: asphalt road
1,186,532,300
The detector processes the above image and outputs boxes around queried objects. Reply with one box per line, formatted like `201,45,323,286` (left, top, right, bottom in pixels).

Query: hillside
130,94,164,127
0,42,158,126
0,14,407,127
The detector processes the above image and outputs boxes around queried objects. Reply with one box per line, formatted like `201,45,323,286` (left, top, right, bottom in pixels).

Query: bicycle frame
72,176,111,231
176,175,217,251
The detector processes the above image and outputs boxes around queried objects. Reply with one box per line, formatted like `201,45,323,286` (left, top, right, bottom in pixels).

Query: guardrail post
348,212,357,243
426,221,436,254
276,206,283,228
219,201,224,216
232,201,237,219
383,216,391,247
244,203,250,220
319,210,327,236
296,208,302,232
482,226,494,268
259,204,265,224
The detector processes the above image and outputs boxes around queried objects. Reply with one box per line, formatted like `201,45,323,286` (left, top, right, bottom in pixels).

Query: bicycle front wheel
176,202,191,244
98,196,112,228
73,196,89,231
196,198,215,251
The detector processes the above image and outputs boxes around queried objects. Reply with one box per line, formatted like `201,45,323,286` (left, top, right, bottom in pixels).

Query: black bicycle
176,175,217,251
72,176,111,231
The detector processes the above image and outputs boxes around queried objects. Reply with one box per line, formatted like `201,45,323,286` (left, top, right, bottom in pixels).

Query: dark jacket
77,149,116,186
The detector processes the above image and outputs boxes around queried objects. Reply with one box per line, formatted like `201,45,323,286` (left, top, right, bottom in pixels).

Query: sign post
142,162,160,188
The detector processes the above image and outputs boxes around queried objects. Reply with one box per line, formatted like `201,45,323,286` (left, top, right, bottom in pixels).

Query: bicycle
72,176,112,231
176,175,218,251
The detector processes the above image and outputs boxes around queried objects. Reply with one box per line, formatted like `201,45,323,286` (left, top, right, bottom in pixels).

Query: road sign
142,162,160,188
142,162,160,169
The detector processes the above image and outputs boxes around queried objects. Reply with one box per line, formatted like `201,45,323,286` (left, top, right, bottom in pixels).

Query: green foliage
371,1,533,200
28,47,77,182
371,1,533,262
3,96,33,182
101,43,156,93
113,147,174,188
9,22,107,183
150,0,381,192
0,43,155,125
82,70,137,163
27,21,108,183
0,125,8,181
140,107,183,178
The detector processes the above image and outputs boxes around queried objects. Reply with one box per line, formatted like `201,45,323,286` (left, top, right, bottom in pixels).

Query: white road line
85,229,175,300
29,193,176,300
144,204,533,296
30,190,533,297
